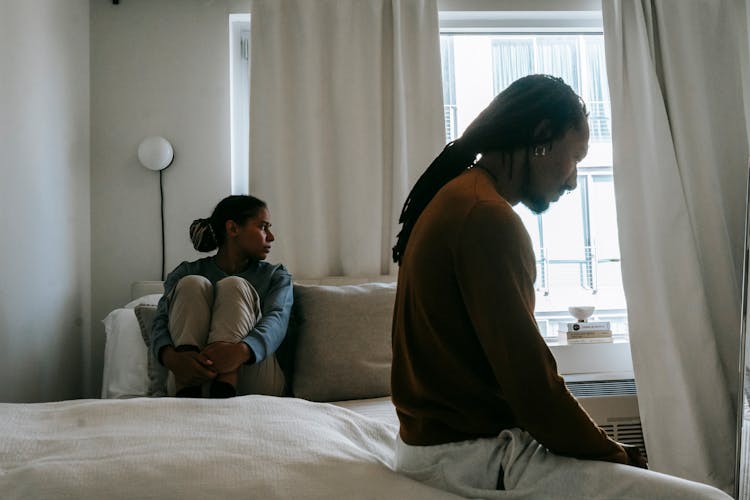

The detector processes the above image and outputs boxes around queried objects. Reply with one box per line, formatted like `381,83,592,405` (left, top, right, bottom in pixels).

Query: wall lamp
138,136,174,172
138,136,174,280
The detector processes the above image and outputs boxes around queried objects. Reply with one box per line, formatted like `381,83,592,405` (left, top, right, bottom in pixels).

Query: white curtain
602,1,749,492
248,0,445,278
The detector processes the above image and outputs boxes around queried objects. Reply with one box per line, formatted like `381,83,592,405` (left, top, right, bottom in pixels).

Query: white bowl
568,306,595,322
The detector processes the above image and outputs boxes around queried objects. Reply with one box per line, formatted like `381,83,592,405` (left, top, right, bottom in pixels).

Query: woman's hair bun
189,218,218,252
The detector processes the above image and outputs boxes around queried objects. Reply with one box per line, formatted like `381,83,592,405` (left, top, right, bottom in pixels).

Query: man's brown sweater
391,167,628,464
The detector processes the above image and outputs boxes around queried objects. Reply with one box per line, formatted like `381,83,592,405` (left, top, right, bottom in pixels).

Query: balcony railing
535,245,620,295
444,104,458,142
587,100,611,142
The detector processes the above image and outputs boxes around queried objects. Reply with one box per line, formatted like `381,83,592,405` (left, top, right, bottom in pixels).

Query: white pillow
291,282,396,402
101,308,149,398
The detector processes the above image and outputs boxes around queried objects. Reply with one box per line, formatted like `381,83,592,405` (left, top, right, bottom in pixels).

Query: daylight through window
439,33,628,339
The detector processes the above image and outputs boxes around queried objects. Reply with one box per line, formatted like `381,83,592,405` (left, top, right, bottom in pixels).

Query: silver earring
533,145,547,157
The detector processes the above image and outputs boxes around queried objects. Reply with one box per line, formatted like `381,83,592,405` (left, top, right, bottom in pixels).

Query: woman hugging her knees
149,195,293,398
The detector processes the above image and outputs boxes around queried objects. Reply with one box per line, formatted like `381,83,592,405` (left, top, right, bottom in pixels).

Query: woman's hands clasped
201,342,254,374
162,347,217,388
162,342,255,389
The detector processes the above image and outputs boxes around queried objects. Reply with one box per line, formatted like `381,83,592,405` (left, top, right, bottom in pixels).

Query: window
439,14,628,339
230,14,250,195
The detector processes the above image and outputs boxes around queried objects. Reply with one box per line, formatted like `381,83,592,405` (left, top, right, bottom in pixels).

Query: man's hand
201,342,255,374
622,443,648,469
161,346,217,387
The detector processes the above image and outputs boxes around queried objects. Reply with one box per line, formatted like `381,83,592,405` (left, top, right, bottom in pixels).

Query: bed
2,277,462,498
0,395,458,498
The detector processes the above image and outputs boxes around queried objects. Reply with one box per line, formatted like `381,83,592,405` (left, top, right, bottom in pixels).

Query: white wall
0,1,91,402
90,0,250,396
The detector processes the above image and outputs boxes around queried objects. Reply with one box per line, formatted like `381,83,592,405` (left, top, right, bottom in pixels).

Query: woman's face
235,207,275,261
520,121,589,214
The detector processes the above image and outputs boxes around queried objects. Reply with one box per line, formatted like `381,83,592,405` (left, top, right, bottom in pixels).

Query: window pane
452,36,495,135
589,175,624,290
583,37,611,142
536,37,580,94
441,36,456,105
541,187,585,262
440,36,458,142
491,38,534,94
589,175,620,259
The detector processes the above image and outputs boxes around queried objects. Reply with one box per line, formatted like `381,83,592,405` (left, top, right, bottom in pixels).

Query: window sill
544,334,630,347
545,336,634,380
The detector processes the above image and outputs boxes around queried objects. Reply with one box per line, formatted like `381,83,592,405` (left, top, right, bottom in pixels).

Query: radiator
566,378,647,459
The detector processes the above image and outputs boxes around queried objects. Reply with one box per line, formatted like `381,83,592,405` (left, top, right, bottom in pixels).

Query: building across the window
439,32,628,339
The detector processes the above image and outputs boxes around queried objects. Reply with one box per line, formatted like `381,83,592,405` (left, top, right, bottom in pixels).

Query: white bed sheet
0,395,457,499
332,396,399,426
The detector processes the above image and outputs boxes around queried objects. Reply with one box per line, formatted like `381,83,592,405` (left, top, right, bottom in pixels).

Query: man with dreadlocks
390,75,729,499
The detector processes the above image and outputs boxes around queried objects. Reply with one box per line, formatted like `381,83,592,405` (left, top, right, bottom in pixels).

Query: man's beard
523,194,550,214
518,157,550,214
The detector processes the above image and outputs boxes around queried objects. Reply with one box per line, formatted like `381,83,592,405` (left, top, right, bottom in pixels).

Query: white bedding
0,395,457,499
332,396,399,425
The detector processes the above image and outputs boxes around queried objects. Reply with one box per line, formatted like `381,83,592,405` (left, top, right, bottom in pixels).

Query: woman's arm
242,265,294,364
150,262,188,366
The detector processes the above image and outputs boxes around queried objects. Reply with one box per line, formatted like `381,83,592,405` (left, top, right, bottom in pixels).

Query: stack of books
559,320,613,343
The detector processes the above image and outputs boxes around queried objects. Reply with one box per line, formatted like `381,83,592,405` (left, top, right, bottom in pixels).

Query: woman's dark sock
174,346,202,397
175,386,202,398
209,381,237,398
174,344,200,353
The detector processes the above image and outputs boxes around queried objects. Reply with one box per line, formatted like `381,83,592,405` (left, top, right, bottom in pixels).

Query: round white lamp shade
138,136,174,171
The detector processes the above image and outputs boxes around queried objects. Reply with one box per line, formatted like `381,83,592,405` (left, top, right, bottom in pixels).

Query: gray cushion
291,282,395,402
134,304,169,397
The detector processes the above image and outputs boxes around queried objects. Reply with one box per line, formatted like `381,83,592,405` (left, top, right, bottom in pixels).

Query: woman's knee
216,276,260,303
216,276,251,294
176,275,211,291
214,276,261,319
173,275,213,302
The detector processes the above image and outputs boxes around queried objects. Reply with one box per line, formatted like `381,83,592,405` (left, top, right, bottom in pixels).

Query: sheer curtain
248,0,445,278
602,1,749,492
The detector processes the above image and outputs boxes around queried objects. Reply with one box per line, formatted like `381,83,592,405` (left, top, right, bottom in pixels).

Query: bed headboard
130,275,397,300
131,281,165,300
